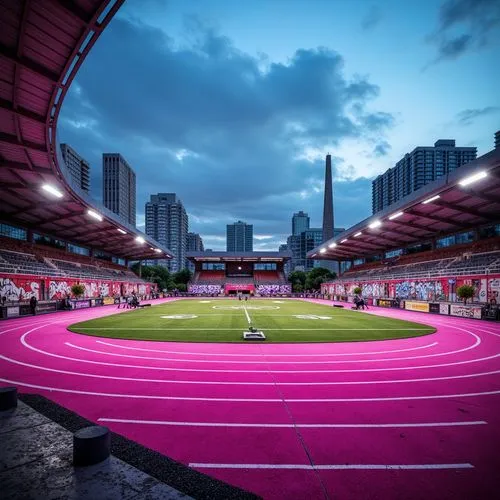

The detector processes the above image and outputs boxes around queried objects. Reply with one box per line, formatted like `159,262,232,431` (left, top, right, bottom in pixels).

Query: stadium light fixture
87,209,103,221
135,236,145,244
319,248,327,254
368,220,382,229
389,211,404,220
422,195,440,204
458,170,487,187
354,232,362,237
117,228,127,234
41,184,64,198
340,238,348,243
154,248,162,253
328,242,337,248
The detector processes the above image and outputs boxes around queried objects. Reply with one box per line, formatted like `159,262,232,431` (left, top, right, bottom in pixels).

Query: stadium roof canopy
0,0,173,261
308,148,500,261
187,251,292,262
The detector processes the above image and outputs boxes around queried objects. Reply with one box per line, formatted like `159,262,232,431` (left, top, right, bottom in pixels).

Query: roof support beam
0,158,50,174
433,201,499,222
458,188,500,205
0,131,47,153
0,42,59,83
0,97,46,125
38,210,86,226
405,208,469,228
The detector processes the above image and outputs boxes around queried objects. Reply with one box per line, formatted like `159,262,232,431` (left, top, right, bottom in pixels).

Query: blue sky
59,0,500,251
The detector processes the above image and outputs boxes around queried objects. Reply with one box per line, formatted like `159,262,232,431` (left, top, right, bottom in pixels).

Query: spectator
30,295,37,315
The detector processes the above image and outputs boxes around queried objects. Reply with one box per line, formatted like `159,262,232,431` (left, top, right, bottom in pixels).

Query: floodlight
354,232,362,237
319,248,327,254
458,171,487,187
117,228,127,234
340,239,348,243
135,236,145,244
328,242,337,248
389,211,404,220
87,209,103,221
369,220,382,229
422,195,440,204
41,184,63,198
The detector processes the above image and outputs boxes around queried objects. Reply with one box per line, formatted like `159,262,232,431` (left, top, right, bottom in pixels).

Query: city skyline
58,0,499,251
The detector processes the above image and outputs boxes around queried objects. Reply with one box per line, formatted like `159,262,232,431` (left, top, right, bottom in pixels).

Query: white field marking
273,301,285,303
95,339,439,357
242,304,252,325
199,301,211,303
2,376,500,402
65,330,478,365
4,353,500,386
160,315,198,319
20,327,499,374
188,463,474,471
212,305,280,310
293,315,332,320
98,418,487,428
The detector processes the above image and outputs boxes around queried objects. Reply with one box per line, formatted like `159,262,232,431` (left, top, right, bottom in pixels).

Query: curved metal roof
309,148,500,261
0,0,173,261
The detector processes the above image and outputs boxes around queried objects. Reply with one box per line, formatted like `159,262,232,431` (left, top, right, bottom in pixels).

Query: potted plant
456,284,475,305
71,283,85,299
353,286,362,295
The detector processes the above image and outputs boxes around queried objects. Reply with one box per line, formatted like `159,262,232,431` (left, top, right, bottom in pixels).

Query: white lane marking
20,329,499,374
4,352,500,386
188,463,474,470
74,327,430,330
65,329,479,365
98,418,487,428
242,304,252,325
95,339,439,357
2,376,500,402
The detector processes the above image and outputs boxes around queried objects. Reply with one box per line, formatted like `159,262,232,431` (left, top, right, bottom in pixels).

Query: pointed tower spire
322,154,334,242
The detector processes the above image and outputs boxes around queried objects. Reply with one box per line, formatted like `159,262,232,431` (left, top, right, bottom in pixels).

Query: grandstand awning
308,148,500,261
187,251,292,262
0,0,173,262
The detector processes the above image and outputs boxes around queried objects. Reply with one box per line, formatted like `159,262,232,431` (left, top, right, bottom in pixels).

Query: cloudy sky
58,0,500,251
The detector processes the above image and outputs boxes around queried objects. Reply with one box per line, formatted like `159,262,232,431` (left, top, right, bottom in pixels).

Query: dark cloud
361,5,382,31
456,106,500,125
427,0,500,65
373,140,391,157
59,15,393,249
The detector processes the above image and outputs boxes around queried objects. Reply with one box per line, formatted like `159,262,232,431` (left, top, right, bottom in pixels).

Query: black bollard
73,426,110,466
0,386,17,411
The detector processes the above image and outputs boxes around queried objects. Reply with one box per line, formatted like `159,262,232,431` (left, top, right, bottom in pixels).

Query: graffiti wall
0,274,152,302
321,274,500,303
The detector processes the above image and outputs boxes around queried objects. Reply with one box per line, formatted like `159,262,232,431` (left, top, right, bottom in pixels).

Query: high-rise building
145,193,188,273
495,131,500,150
102,153,136,226
372,139,477,214
322,154,334,241
292,211,310,236
60,144,90,194
226,220,253,252
186,232,204,272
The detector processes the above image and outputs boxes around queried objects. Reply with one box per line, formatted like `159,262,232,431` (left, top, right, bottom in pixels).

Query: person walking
29,295,37,315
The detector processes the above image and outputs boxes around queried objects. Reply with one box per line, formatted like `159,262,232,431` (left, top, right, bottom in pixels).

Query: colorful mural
0,274,152,302
321,274,500,303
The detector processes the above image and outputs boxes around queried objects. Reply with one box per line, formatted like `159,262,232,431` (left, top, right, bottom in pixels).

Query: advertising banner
450,304,482,319
439,303,450,315
71,300,91,310
6,306,19,318
377,299,393,308
405,301,430,313
103,297,115,305
429,303,441,314
225,284,255,292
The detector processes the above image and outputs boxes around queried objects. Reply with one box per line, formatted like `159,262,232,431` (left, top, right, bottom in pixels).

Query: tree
131,264,172,291
288,270,306,292
173,269,192,285
305,267,336,291
71,283,85,298
457,284,475,305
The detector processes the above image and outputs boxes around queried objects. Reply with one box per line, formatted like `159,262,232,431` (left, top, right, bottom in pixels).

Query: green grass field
69,299,436,343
